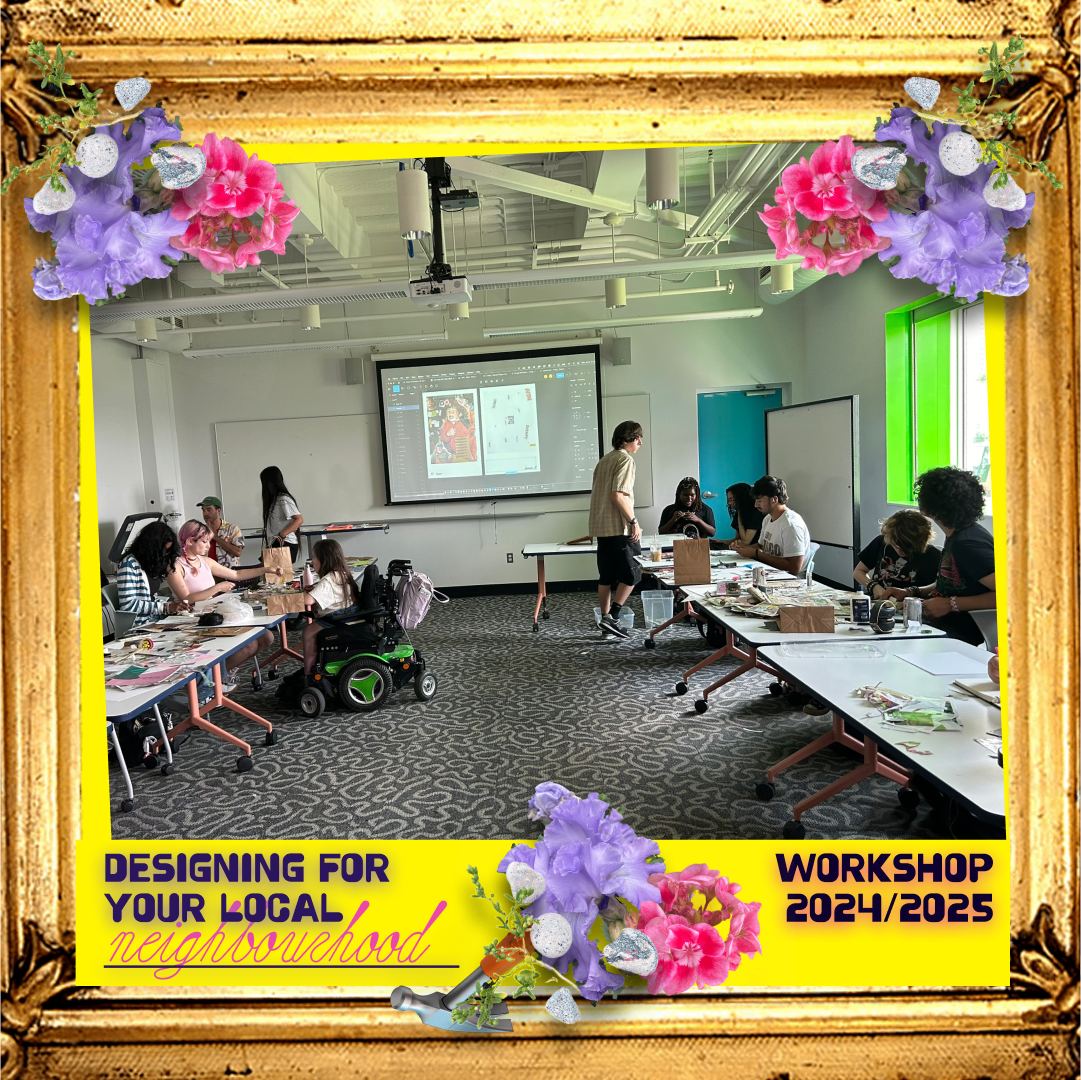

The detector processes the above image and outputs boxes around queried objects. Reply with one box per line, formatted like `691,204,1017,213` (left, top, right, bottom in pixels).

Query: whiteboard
765,397,859,550
215,394,650,529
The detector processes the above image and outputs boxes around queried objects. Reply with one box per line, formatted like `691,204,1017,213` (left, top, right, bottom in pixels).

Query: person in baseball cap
198,496,244,569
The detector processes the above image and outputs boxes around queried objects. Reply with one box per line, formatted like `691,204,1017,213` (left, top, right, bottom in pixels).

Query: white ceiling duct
483,307,762,338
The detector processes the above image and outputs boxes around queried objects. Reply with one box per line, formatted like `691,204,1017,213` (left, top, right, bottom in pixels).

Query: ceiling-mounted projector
409,276,474,308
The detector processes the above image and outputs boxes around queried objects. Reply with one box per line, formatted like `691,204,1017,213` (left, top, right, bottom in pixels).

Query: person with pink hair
165,519,281,682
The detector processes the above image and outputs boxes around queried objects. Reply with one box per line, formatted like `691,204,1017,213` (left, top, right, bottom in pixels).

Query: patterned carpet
108,592,991,841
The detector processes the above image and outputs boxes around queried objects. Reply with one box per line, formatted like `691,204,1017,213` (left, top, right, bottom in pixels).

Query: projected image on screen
378,345,602,505
424,390,481,478
481,383,540,476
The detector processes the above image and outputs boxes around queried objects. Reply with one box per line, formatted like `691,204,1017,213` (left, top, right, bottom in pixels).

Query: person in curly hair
658,476,716,537
116,521,191,627
854,509,941,598
885,466,995,644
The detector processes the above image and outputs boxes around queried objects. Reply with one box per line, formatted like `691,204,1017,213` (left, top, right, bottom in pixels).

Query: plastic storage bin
641,590,674,628
593,607,635,630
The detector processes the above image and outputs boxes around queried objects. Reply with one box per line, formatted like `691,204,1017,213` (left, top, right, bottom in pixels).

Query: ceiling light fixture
397,164,432,240
302,304,321,330
604,212,626,309
482,308,762,338
134,318,157,342
645,148,680,210
447,302,470,320
770,263,795,295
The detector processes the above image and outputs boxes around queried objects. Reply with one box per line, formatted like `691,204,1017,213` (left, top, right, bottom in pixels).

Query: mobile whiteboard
765,396,859,552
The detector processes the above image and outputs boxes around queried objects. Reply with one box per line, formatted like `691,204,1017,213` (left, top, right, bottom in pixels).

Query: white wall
164,278,807,588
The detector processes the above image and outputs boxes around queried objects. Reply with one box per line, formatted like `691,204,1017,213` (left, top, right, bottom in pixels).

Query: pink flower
200,133,278,218
261,184,301,252
782,138,859,221
725,901,762,969
759,193,801,257
641,913,731,994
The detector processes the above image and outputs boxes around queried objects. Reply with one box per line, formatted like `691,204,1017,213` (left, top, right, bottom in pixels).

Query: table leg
108,723,135,812
646,600,706,647
791,735,914,823
264,620,304,671
157,679,257,772
151,704,175,775
766,713,865,783
532,556,546,632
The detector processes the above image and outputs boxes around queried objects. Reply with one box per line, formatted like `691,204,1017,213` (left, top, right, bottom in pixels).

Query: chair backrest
969,608,998,650
804,542,821,575
102,583,137,638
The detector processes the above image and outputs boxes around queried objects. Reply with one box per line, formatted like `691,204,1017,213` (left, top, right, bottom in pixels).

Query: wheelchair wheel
414,670,438,701
299,687,325,719
338,658,394,713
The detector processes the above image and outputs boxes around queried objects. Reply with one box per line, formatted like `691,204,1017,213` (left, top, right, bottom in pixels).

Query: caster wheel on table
755,781,775,801
266,668,279,681
237,756,254,774
161,763,175,777
299,687,325,719
675,681,688,695
120,799,134,813
694,698,708,714
644,637,656,650
768,682,784,697
264,731,278,747
898,787,920,810
782,820,806,840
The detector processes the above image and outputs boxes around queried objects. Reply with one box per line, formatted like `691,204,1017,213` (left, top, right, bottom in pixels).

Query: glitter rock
602,928,659,976
530,912,572,958
32,175,76,215
151,144,207,190
115,77,151,111
982,173,1027,211
75,132,119,178
505,861,546,905
851,146,908,190
903,77,941,111
938,131,983,176
545,987,580,1024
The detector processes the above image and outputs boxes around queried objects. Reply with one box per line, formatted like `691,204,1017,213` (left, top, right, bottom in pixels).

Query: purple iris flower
527,781,575,824
871,107,1036,301
992,252,1031,297
31,258,73,301
23,109,188,303
499,787,665,1000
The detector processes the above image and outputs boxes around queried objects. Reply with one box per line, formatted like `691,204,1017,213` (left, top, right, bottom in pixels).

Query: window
884,294,1002,506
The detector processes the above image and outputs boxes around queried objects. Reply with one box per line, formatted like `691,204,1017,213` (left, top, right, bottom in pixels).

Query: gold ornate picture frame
2,1,1077,1076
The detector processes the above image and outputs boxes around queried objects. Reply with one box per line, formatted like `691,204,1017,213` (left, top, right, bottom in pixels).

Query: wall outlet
506,552,514,563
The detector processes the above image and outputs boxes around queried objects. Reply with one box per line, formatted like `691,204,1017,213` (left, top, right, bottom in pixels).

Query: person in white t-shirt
302,539,362,674
733,475,810,575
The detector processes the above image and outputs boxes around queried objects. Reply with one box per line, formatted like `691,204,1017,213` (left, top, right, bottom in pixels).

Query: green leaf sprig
905,37,1061,191
449,865,580,1028
1,41,158,197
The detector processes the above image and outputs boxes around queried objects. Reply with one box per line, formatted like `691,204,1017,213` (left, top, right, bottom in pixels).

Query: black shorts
596,535,643,589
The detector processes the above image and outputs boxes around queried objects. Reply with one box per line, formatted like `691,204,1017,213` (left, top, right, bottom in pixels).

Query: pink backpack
395,570,449,629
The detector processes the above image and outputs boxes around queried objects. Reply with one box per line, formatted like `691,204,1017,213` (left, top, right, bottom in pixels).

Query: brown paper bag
777,605,835,634
261,542,296,584
267,590,308,616
673,537,711,585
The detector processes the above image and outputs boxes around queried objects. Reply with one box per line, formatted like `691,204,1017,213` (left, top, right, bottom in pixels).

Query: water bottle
805,563,813,590
904,596,923,632
302,561,314,588
851,584,871,625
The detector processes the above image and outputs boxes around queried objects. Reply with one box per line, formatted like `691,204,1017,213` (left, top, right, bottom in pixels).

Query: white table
672,582,945,710
521,535,671,632
755,637,1003,836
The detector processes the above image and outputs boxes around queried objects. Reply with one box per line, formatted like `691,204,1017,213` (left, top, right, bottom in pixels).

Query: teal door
697,388,781,521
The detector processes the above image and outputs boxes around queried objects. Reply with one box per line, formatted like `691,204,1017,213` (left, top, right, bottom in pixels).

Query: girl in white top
260,465,304,564
302,539,363,674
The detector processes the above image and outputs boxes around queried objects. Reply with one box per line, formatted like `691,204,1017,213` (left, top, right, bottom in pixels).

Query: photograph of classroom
94,146,1003,843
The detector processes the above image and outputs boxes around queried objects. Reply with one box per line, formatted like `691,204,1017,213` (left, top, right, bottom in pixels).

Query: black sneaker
600,613,630,639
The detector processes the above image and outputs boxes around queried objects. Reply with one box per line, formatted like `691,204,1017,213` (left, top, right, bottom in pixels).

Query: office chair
969,609,999,650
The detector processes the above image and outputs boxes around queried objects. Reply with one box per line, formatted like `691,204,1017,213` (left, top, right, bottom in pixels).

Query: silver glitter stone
851,146,908,190
151,144,207,190
602,928,659,976
982,174,1027,211
938,131,982,176
506,861,546,905
75,132,118,178
32,176,76,215
530,912,572,958
903,77,941,111
115,77,151,111
545,987,580,1025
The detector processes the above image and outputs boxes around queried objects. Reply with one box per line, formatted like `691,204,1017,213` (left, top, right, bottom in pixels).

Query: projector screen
376,345,604,505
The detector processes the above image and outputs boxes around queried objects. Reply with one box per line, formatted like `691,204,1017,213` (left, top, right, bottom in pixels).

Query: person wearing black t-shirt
658,476,716,538
884,467,995,645
854,509,941,598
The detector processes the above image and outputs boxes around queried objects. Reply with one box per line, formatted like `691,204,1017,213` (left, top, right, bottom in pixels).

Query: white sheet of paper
898,651,990,676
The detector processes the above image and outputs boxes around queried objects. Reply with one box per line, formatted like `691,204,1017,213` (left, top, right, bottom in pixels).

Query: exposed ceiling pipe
758,266,827,304
482,307,762,338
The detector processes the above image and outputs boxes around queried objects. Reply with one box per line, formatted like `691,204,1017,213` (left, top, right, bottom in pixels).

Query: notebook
952,678,1002,708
